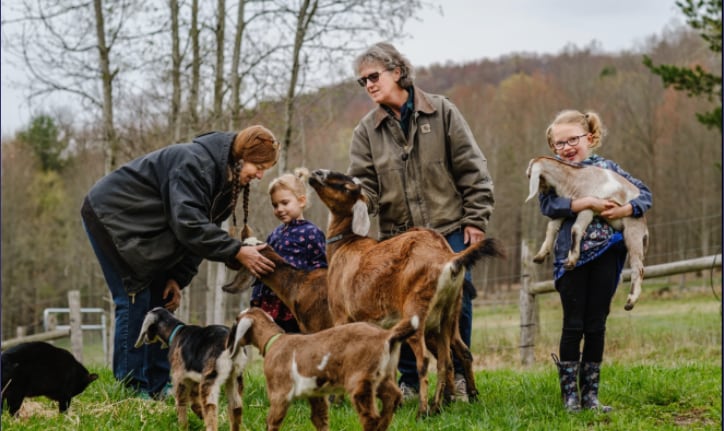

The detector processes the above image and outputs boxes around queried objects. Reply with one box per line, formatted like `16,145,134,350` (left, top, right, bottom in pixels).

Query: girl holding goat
536,110,652,412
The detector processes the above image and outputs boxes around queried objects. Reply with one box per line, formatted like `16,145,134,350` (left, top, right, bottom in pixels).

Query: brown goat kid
222,237,333,333
308,169,505,417
230,307,418,431
525,156,649,310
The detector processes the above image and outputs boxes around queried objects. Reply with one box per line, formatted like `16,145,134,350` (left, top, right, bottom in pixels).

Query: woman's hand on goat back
163,279,182,311
236,244,275,277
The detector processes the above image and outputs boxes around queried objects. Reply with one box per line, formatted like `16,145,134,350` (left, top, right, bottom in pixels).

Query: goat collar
326,231,353,244
262,333,282,356
168,324,185,345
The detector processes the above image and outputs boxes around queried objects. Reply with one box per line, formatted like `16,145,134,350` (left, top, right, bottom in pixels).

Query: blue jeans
83,222,170,396
398,229,473,387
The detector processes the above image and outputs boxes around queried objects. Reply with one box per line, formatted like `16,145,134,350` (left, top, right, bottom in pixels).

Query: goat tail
452,238,506,274
388,315,420,348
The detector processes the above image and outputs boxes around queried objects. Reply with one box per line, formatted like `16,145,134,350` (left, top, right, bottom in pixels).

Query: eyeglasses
357,70,387,87
553,134,588,149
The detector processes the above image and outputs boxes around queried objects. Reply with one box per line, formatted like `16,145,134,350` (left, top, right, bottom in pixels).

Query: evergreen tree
17,114,68,171
643,0,722,133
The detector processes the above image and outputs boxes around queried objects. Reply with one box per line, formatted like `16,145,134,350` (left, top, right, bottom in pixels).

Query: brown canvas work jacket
348,86,495,240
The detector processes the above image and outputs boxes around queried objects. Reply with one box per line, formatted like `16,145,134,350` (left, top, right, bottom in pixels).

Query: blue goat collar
168,324,185,345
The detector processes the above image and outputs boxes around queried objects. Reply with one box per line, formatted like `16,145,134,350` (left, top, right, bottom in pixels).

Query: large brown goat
308,169,505,417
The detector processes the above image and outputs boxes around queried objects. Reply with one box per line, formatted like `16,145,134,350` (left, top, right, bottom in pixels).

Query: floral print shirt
250,219,327,324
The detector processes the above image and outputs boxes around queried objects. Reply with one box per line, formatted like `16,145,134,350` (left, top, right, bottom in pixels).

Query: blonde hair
268,167,312,206
545,110,607,153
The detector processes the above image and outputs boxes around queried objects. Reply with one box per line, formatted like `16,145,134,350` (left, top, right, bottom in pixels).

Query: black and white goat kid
134,307,246,431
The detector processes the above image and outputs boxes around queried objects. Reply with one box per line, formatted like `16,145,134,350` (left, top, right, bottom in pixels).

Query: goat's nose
312,169,327,179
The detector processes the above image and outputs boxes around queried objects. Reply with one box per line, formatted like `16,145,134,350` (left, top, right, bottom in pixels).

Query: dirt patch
672,408,717,427
11,399,57,419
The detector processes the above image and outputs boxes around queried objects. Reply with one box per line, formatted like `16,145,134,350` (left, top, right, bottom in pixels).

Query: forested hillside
2,26,720,339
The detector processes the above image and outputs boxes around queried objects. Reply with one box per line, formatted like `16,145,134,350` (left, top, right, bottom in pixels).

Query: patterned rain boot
579,361,613,412
551,353,580,412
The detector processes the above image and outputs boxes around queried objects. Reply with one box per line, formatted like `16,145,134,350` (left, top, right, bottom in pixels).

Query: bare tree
212,0,226,130
188,0,201,130
3,0,159,172
269,0,432,174
229,0,247,127
169,0,182,142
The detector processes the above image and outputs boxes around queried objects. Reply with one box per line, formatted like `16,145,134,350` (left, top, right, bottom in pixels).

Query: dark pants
555,242,626,363
398,229,473,387
84,221,171,396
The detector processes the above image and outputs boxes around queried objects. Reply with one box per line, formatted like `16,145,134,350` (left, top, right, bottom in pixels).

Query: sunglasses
357,70,387,87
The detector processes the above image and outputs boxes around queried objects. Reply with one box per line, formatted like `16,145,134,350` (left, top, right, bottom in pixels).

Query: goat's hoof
624,302,634,311
532,255,545,264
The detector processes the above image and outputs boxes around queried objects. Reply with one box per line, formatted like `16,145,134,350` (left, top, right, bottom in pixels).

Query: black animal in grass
1,341,98,416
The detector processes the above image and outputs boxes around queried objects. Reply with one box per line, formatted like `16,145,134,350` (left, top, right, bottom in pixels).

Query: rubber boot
551,353,580,412
579,361,612,412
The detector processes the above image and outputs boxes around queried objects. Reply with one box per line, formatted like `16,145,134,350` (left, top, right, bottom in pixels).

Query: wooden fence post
68,290,83,362
519,241,538,366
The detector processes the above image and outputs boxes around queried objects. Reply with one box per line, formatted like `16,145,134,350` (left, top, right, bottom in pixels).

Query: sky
0,0,683,137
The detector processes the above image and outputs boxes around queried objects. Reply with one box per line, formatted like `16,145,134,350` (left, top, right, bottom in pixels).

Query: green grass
3,282,721,430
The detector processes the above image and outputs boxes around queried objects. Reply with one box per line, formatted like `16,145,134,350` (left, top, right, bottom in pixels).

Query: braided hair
228,125,280,239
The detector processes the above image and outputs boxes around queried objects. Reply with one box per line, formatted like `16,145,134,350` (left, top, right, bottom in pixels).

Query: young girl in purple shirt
250,168,327,333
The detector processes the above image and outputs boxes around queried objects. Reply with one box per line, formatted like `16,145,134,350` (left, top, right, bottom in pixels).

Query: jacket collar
373,86,436,128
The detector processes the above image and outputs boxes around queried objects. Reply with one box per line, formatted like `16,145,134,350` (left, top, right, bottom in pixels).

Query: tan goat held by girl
526,156,649,310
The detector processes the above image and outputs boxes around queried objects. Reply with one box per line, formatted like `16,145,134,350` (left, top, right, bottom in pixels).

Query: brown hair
229,125,280,238
353,42,415,88
545,110,607,153
231,125,280,164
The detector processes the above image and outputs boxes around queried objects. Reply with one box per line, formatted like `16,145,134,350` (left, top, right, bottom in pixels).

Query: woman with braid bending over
81,125,280,399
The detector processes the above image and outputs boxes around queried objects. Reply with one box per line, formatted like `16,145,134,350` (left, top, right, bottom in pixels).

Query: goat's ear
525,163,541,202
230,316,254,358
134,312,157,348
222,269,256,294
351,200,370,236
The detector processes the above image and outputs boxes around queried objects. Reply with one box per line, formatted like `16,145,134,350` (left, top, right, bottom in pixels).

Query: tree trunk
213,0,226,131
230,0,246,130
169,0,181,142
188,0,200,131
279,0,317,175
93,0,118,174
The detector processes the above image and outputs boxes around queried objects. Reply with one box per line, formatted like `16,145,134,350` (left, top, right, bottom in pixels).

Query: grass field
2,278,721,430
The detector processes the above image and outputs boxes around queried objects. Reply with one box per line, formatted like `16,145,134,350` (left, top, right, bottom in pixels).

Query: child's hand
572,197,613,213
601,203,633,220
